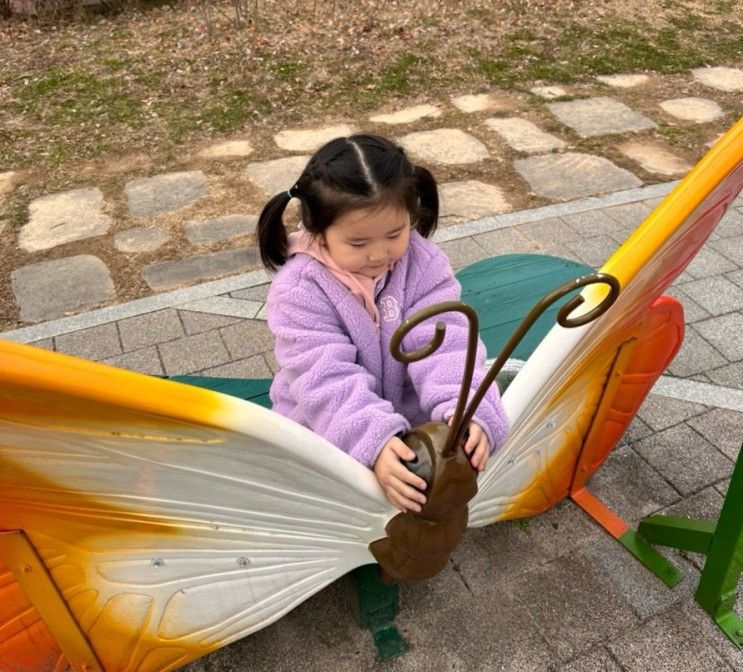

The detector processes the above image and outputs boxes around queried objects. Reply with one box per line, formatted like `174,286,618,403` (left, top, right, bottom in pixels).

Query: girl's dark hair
256,133,439,271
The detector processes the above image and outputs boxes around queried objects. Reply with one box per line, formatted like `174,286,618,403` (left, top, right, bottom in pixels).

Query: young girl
258,134,508,514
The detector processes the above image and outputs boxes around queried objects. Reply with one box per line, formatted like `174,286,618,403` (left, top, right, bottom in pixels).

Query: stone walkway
2,65,742,328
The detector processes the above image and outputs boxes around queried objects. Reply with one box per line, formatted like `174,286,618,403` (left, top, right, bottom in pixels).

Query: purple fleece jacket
266,230,509,468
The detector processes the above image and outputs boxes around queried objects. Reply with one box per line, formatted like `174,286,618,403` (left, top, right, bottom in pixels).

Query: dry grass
1,0,741,176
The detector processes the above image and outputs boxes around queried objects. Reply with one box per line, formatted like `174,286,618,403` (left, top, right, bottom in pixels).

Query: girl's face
321,205,411,278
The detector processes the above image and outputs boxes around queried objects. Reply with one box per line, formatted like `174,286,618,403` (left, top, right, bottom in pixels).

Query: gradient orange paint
496,117,743,523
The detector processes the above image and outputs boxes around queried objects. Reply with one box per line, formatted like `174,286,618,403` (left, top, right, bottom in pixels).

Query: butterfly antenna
454,272,621,443
389,301,480,458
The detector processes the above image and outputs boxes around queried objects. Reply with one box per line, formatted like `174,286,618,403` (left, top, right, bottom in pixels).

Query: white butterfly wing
0,340,395,672
470,119,743,527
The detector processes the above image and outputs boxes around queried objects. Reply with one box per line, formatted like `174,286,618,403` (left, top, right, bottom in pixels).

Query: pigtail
257,191,292,271
412,165,439,238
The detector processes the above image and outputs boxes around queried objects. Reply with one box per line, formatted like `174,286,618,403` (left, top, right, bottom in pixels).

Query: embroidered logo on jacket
379,296,400,322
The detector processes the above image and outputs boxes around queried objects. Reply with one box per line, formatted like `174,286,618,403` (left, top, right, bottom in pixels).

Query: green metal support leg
353,564,408,660
638,442,743,648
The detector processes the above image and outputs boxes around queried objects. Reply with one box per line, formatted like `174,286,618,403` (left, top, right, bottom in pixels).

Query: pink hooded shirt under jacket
266,230,509,468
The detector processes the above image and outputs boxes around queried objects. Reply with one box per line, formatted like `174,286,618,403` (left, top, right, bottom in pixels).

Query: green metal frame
352,565,408,660
638,442,743,647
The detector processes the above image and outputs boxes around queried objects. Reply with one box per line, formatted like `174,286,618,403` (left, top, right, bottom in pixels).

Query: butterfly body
369,421,477,582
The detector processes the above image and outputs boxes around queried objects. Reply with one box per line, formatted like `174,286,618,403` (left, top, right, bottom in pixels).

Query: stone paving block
620,416,654,445
618,140,692,176
516,216,583,247
177,309,242,335
11,255,115,323
182,577,379,672
230,284,270,302
680,598,743,672
19,188,112,252
55,323,122,361
392,560,556,672
597,73,649,88
602,201,653,234
158,330,231,375
118,309,185,352
692,65,743,92
113,227,169,253
29,338,54,351
556,647,622,672
503,552,639,662
662,286,711,323
658,487,727,571
659,97,724,123
686,408,743,462
125,171,209,218
245,155,311,197
694,312,743,361
254,304,268,321
710,233,743,265
103,347,164,376
585,533,696,621
637,392,708,432
451,93,499,113
197,139,253,159
587,444,680,522
633,424,732,496
459,500,604,586
397,129,490,165
530,85,566,99
681,276,743,315
179,296,262,319
483,117,566,153
547,97,657,138
454,522,547,581
369,104,441,124
721,270,743,294
473,226,537,256
667,327,727,377
220,320,274,359
198,354,272,378
273,124,357,152
607,607,731,672
681,246,738,279
184,214,256,245
141,247,260,291
660,486,725,524
438,180,512,224
715,206,743,239
514,153,642,200
643,195,667,210
565,234,617,267
707,361,743,390
439,236,489,270
560,209,628,240
714,477,731,497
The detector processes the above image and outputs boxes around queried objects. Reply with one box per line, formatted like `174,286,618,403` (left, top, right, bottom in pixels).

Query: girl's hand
373,436,428,513
448,418,491,472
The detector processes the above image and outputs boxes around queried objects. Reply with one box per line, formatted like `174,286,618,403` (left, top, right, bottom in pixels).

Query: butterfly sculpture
1,118,742,672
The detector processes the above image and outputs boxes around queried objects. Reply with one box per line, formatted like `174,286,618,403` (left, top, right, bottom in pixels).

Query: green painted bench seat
172,253,593,405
